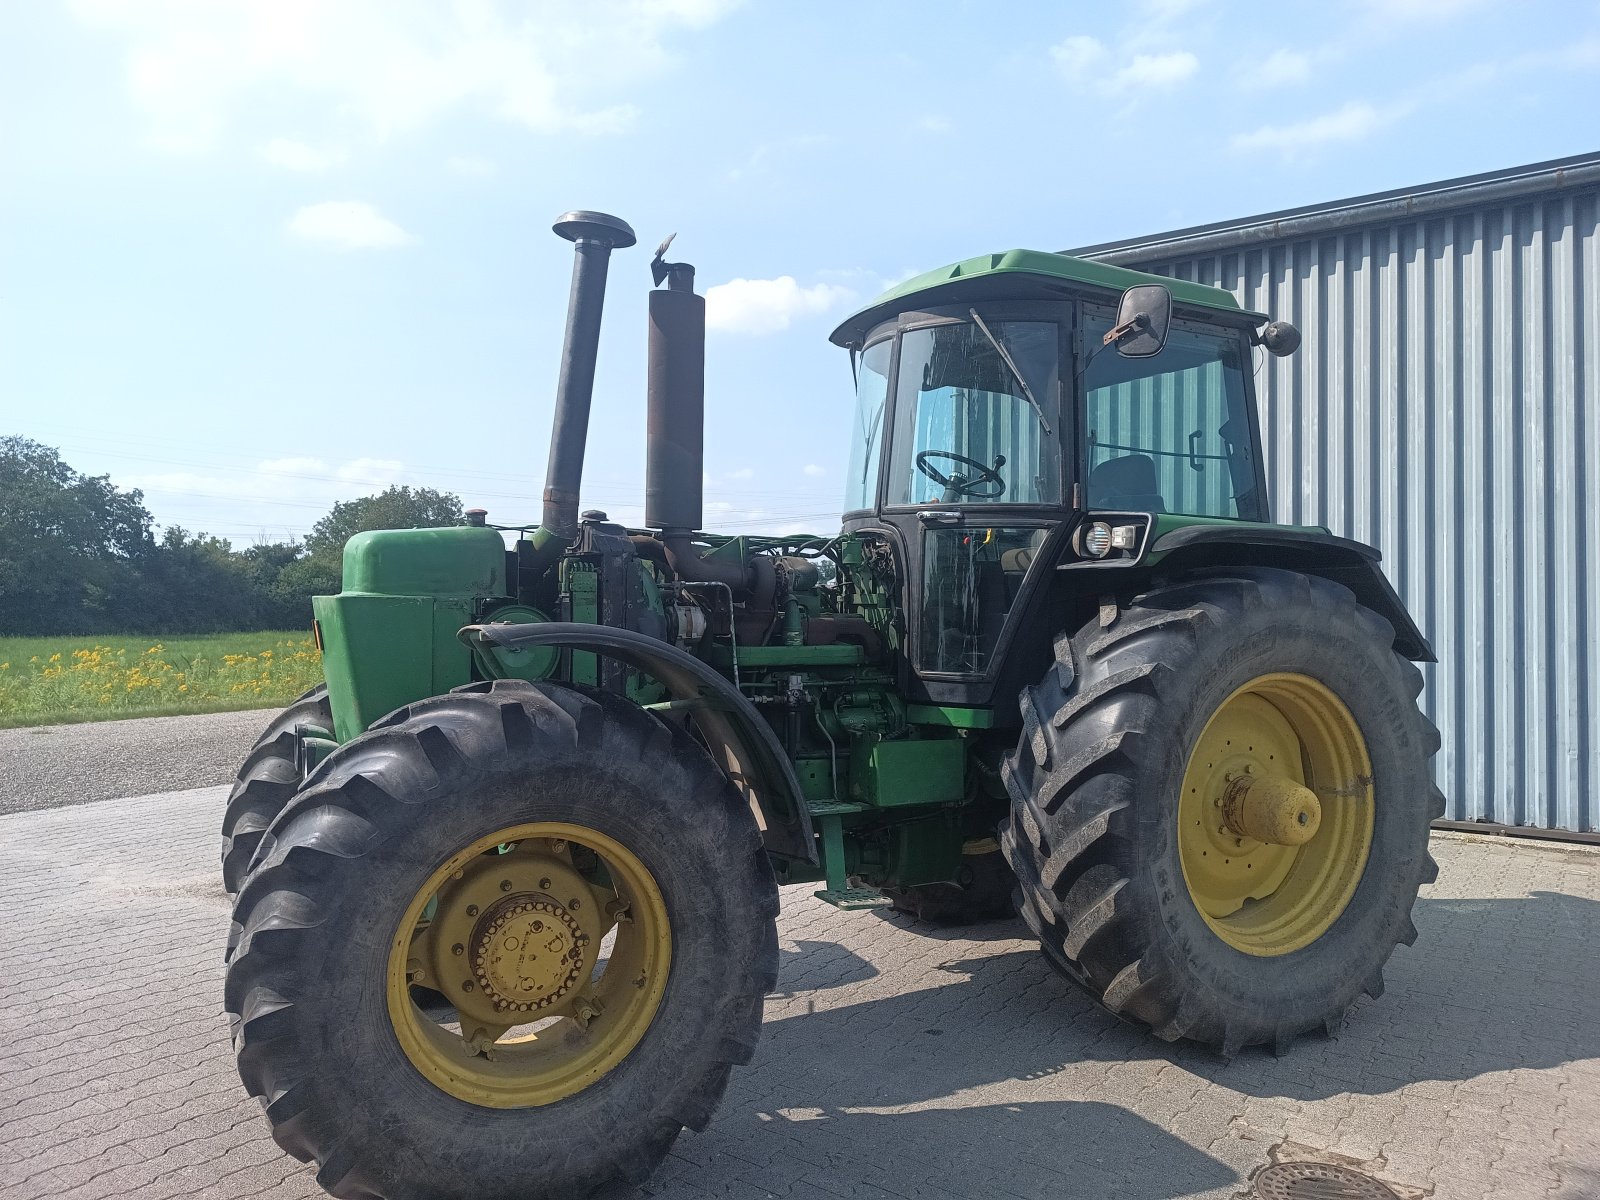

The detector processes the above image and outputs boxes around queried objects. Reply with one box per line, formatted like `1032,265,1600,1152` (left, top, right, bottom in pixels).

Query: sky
2,0,1597,547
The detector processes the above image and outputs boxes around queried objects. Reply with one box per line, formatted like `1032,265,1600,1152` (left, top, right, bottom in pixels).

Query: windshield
887,319,1060,505
844,338,891,512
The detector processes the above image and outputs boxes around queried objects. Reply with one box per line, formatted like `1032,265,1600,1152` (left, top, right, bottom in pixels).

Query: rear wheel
1000,567,1443,1056
220,684,331,894
224,679,778,1200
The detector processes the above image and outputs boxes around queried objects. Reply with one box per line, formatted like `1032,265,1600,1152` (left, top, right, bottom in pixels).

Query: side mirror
1107,284,1172,358
1256,319,1301,357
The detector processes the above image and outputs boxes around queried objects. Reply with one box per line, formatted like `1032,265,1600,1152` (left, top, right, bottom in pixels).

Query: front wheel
1001,567,1443,1056
220,684,331,894
224,680,779,1200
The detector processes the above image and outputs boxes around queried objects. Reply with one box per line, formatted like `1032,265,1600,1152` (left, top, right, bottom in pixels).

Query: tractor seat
1088,453,1167,512
1000,528,1050,574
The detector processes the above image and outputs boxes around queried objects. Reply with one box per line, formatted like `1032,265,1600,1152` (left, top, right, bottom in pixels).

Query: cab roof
828,248,1261,348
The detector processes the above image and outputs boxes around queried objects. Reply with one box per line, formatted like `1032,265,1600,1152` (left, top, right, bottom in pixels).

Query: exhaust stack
645,236,750,592
645,235,705,532
526,210,636,571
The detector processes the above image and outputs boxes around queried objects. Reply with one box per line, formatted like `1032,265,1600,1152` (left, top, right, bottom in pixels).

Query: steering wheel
915,450,1006,499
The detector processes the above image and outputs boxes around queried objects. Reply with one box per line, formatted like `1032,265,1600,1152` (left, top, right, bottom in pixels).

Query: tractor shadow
773,940,879,996
634,1099,1240,1200
758,886,1600,1108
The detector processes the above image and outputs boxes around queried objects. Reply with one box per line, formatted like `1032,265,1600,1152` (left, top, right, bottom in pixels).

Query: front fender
460,621,817,864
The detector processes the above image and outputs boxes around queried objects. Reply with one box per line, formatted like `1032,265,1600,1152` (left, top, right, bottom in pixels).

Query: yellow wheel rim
1177,673,1373,957
385,821,672,1108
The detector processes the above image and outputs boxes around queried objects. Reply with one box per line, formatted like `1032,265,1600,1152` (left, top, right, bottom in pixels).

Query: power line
20,431,839,503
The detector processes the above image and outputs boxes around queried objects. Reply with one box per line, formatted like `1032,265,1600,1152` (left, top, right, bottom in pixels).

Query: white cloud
259,137,346,171
1051,35,1109,83
1111,51,1198,89
68,0,744,153
129,456,407,505
1051,34,1197,96
704,277,855,335
286,201,412,250
1231,102,1394,157
335,457,405,485
803,464,826,477
726,467,755,481
1243,49,1313,90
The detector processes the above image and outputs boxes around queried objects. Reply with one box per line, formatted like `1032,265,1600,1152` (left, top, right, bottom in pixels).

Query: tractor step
813,887,892,911
807,801,869,817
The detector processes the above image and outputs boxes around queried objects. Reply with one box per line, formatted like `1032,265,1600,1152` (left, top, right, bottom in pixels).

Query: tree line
0,437,464,636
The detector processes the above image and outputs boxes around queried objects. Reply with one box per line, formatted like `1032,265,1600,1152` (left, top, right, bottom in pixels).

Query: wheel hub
1221,772,1323,846
471,896,589,1013
421,842,604,1026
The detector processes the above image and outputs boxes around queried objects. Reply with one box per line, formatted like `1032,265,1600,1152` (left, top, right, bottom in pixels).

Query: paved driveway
1,786,1597,1200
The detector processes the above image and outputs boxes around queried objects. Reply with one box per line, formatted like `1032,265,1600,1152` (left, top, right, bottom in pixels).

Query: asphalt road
0,708,274,816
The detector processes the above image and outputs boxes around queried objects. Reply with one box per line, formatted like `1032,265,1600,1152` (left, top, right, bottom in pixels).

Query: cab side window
1081,310,1260,520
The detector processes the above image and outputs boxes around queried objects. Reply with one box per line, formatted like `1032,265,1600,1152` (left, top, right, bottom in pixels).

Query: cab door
874,305,1072,697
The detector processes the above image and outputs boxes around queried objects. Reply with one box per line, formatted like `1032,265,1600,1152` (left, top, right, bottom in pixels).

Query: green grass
0,630,324,728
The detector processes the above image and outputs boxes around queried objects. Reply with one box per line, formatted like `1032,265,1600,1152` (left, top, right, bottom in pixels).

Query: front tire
220,684,331,894
1000,567,1443,1056
224,679,779,1200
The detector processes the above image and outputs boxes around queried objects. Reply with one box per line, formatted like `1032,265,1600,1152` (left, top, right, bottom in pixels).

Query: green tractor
222,211,1441,1199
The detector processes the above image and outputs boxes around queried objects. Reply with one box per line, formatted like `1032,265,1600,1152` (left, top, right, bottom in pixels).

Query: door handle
917,510,963,526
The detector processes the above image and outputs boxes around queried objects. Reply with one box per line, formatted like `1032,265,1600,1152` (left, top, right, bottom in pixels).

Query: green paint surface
317,525,506,740
861,738,964,808
1141,513,1333,566
906,703,994,730
832,249,1259,346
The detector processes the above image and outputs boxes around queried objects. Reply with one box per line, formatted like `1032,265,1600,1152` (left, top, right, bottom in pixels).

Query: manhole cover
1253,1161,1399,1200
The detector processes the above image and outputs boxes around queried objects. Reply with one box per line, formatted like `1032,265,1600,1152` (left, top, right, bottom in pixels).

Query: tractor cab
830,251,1285,685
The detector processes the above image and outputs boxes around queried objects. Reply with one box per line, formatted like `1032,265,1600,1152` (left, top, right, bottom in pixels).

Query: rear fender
460,621,817,864
1146,525,1434,662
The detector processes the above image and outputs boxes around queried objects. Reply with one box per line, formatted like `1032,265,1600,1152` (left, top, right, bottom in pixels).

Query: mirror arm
1101,313,1149,347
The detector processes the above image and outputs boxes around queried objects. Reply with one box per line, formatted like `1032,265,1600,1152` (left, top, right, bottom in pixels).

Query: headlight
1078,521,1113,559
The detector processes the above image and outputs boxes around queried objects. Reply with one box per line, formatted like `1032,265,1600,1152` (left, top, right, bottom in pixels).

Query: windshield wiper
969,309,1052,436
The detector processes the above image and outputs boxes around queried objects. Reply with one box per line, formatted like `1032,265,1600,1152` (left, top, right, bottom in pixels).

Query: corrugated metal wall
1111,185,1598,831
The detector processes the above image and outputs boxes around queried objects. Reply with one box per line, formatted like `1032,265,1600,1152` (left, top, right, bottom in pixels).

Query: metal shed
1069,153,1600,833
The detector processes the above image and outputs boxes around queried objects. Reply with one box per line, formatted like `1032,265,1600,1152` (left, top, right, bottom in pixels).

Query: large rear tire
224,679,779,1200
220,684,331,895
1000,567,1443,1056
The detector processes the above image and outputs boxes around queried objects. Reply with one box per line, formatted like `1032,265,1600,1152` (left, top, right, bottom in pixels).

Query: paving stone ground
1,786,1597,1200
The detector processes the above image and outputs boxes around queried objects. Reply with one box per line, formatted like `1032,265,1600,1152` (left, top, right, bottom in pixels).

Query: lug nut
462,981,475,992
550,839,567,854
466,904,479,917
539,877,552,890
500,879,513,892
569,897,581,909
452,943,465,956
